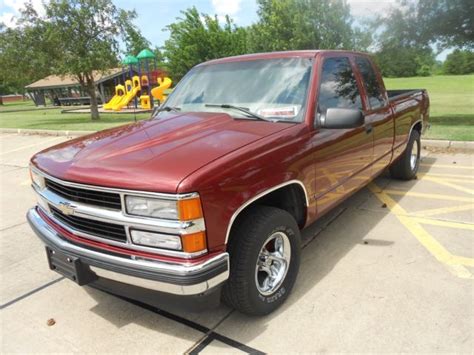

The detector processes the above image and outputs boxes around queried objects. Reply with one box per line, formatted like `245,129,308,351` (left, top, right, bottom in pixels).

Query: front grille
50,205,127,242
45,179,122,210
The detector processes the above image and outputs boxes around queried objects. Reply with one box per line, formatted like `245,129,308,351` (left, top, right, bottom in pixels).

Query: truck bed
387,89,426,101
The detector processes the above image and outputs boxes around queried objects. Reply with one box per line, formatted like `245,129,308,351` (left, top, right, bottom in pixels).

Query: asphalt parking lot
1,132,473,353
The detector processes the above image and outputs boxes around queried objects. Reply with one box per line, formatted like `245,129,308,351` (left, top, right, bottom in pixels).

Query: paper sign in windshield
258,106,299,118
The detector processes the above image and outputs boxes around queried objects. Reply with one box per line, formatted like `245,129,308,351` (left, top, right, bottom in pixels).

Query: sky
0,0,452,60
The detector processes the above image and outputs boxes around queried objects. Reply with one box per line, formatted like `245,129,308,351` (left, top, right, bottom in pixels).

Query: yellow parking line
421,176,474,195
0,137,62,156
420,163,474,170
453,256,474,267
383,190,473,203
420,172,473,180
369,182,473,279
418,173,474,184
410,216,474,231
414,204,473,217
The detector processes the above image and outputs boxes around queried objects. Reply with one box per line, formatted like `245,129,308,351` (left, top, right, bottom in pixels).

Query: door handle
365,124,373,134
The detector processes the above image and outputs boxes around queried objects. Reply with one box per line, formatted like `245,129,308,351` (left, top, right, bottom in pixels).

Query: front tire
222,206,301,316
390,130,420,180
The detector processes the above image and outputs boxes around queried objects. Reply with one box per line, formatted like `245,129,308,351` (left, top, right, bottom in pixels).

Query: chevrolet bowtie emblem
58,202,75,216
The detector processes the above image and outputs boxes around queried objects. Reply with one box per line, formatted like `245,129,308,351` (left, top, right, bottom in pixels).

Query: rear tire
222,206,301,316
390,130,420,180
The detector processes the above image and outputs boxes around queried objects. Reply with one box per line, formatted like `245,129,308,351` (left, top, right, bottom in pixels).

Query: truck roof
201,50,370,66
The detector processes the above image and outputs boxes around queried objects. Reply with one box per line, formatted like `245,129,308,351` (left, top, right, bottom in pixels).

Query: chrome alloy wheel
255,231,291,296
410,138,420,171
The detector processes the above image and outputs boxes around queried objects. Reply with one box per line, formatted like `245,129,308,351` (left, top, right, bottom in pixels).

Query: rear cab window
355,56,387,110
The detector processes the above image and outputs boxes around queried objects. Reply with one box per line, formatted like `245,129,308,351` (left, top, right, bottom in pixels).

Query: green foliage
247,0,362,52
17,0,144,120
0,23,52,94
121,12,151,57
413,0,474,50
162,7,247,81
443,50,474,75
374,47,435,77
371,5,435,77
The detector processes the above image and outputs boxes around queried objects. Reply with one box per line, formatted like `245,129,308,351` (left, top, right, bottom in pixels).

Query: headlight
125,196,178,219
125,195,203,220
130,230,182,250
30,167,45,189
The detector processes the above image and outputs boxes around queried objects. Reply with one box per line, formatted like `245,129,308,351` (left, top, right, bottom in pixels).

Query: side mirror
320,108,364,129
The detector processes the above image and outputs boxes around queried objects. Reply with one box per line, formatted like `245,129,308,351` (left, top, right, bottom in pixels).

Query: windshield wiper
205,104,270,122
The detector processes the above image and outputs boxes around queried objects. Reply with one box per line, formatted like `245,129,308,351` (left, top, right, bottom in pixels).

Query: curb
422,139,474,151
1,128,473,151
0,128,94,137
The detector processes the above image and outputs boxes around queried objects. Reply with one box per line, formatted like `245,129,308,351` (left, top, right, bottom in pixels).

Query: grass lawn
384,75,474,141
0,99,37,112
0,107,149,131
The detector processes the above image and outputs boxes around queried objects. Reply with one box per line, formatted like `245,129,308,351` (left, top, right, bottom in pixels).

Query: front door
313,55,374,215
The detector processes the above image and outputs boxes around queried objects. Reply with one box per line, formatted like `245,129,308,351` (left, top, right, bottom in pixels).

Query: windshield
160,58,313,122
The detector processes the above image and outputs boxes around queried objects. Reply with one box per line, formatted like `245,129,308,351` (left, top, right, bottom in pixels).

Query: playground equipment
112,76,141,111
103,49,172,111
137,49,155,110
103,84,125,110
151,77,172,103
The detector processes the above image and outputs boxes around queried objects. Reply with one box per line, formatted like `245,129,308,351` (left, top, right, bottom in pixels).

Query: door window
355,57,387,110
317,57,362,112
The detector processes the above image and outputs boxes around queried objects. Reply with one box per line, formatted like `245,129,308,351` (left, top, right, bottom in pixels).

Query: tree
247,0,359,52
413,0,474,50
443,49,474,74
121,14,151,56
20,0,143,120
163,7,247,80
374,47,435,77
0,23,52,95
371,6,435,77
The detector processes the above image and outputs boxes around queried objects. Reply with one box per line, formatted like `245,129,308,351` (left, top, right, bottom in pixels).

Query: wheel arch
224,180,309,245
412,120,422,135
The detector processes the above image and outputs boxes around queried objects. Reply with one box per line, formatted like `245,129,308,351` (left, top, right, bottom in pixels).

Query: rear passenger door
313,55,374,215
354,56,394,174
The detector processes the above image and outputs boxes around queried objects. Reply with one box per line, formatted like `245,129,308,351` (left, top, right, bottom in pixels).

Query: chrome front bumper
27,208,229,295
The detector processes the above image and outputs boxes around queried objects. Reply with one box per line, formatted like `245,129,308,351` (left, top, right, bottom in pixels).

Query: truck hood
32,112,290,192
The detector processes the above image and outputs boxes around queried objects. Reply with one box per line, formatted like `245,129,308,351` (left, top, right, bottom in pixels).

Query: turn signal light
178,197,203,221
182,231,207,253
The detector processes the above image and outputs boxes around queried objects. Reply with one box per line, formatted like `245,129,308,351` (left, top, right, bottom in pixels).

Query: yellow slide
103,84,125,110
151,77,172,103
112,76,141,111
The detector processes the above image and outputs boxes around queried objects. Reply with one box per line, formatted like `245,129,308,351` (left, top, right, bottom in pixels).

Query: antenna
133,99,137,122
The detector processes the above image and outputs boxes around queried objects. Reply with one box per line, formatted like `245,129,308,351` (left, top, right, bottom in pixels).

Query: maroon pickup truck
27,50,429,315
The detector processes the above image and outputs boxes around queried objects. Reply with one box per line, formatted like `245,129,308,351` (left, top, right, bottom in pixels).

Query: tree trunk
85,75,100,121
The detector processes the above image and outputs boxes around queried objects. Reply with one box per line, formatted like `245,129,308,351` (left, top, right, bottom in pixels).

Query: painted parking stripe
409,216,474,231
369,182,473,279
420,163,474,170
421,176,474,195
413,204,473,217
418,174,474,184
382,190,473,203
419,172,474,180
